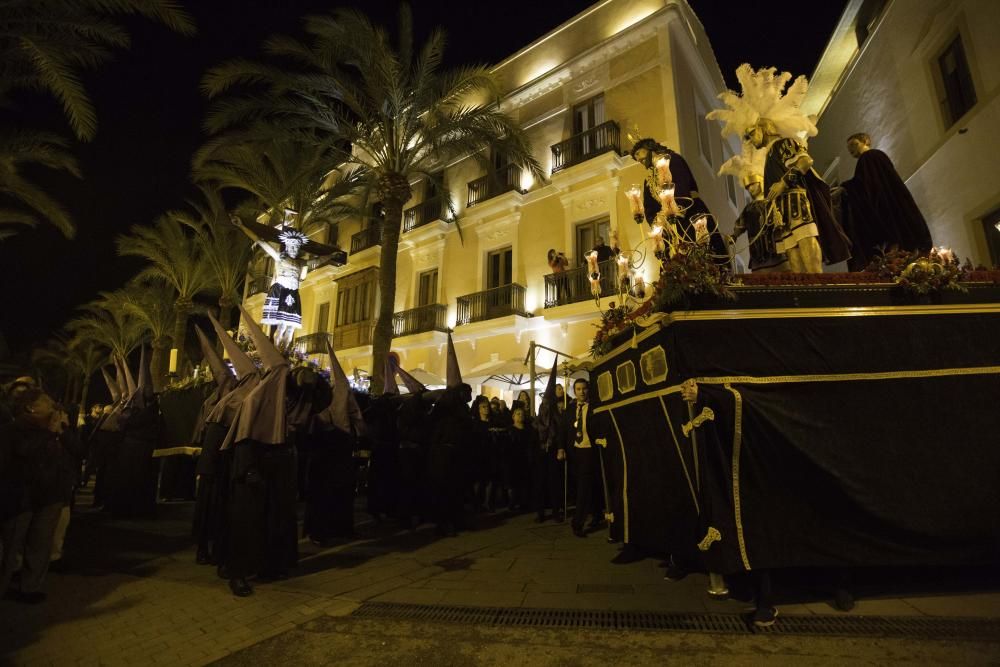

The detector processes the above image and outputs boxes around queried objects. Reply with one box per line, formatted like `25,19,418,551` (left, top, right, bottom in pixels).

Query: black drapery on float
591,291,1000,574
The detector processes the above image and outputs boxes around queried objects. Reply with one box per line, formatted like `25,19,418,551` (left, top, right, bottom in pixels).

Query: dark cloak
841,149,934,271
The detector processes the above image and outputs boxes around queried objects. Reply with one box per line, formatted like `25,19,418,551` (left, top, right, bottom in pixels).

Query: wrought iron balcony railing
393,303,449,337
550,120,621,174
402,197,445,233
456,283,528,325
350,223,382,254
295,332,331,355
466,164,523,208
544,257,620,308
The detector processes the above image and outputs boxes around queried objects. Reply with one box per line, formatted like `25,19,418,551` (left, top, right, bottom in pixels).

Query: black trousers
571,446,604,530
227,442,298,580
530,447,564,517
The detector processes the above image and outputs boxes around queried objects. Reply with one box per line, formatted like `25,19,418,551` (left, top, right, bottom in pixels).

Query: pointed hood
238,304,286,371
208,312,256,380
445,332,462,388
121,353,137,396
195,324,231,389
101,366,121,403
382,355,399,395
137,344,154,401
114,357,128,400
534,363,561,444
397,366,426,394
319,340,366,436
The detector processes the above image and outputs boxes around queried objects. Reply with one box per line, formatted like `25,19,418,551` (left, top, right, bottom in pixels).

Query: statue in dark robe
840,133,934,271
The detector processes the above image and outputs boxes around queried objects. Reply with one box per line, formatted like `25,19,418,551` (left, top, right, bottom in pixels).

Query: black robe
841,149,934,271
734,199,787,271
639,150,727,261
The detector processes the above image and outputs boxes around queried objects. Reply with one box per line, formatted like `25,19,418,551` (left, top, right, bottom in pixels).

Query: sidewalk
3,495,1000,666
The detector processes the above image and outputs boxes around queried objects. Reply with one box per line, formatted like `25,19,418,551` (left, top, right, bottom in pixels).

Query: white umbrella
466,358,553,387
404,367,446,388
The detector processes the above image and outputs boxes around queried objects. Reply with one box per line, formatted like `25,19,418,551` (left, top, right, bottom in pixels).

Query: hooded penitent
205,313,260,428
192,324,237,443
316,340,366,436
121,353,137,397
221,305,289,448
102,366,121,403
445,332,462,389
125,345,155,410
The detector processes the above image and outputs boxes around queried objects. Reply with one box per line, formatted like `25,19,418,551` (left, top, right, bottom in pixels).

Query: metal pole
686,401,700,493
596,445,612,540
528,340,536,418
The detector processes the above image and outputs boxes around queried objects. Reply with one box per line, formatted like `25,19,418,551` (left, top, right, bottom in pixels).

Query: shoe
752,606,778,628
216,565,229,580
610,547,644,565
834,587,855,612
196,549,210,565
663,560,688,582
607,536,621,544
572,526,586,538
229,578,253,597
7,590,47,604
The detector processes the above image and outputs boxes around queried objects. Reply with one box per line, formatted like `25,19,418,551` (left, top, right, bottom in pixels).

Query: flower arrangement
590,301,639,358
867,246,970,295
651,241,735,312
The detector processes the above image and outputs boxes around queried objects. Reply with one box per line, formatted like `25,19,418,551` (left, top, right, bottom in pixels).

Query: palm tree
173,187,256,330
201,4,543,392
0,129,81,240
0,1,195,240
115,218,213,371
0,0,196,142
118,283,176,390
68,296,142,364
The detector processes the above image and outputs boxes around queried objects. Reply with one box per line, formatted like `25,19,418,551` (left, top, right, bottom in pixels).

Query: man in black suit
564,378,607,537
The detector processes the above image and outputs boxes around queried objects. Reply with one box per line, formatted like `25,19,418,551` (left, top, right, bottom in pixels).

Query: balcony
456,284,529,325
350,223,382,254
333,321,374,350
295,332,331,355
403,197,445,233
550,120,621,174
246,275,273,297
393,304,449,337
466,164,523,208
544,258,620,308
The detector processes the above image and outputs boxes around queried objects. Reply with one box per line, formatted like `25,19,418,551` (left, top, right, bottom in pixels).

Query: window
572,94,606,154
325,223,338,246
937,35,977,128
365,201,385,229
417,269,438,307
316,301,331,332
335,269,378,327
615,361,636,394
576,218,610,264
694,96,714,167
983,208,1000,267
486,247,513,289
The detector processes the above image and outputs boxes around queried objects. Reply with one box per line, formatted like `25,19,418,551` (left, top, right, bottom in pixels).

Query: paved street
3,492,1000,666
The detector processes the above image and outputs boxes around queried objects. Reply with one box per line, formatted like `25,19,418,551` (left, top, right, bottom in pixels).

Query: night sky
0,0,847,356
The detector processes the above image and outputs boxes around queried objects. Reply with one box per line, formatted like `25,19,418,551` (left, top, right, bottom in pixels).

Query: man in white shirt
565,378,606,537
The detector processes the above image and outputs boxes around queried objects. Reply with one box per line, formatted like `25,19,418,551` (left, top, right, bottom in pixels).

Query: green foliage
651,242,736,312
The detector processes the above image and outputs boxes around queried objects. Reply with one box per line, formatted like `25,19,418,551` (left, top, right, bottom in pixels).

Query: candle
692,215,709,244
168,348,178,374
626,184,643,217
649,224,665,253
938,247,954,263
655,155,672,184
658,184,680,217
633,274,646,298
617,253,630,272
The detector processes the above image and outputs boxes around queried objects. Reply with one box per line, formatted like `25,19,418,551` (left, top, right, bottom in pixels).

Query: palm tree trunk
173,299,192,374
79,372,92,418
370,178,409,395
218,295,234,331
151,337,168,391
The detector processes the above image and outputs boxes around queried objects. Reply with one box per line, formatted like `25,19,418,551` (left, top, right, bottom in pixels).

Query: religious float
587,66,1000,576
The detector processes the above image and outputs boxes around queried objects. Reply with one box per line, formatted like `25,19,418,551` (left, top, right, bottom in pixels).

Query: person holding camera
547,248,570,303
